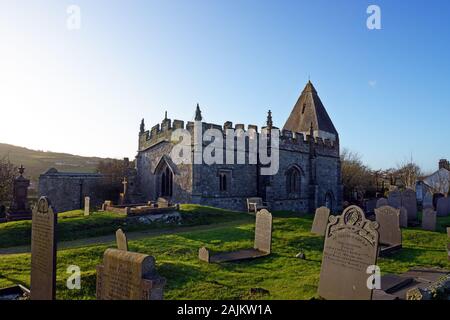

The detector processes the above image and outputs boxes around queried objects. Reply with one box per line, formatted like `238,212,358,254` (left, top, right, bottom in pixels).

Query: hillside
0,143,113,184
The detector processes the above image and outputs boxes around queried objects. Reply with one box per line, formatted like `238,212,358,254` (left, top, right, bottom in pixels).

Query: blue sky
0,0,449,172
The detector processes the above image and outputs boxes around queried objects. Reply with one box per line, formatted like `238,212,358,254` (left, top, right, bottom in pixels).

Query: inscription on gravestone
318,205,379,300
30,197,57,300
311,206,331,236
96,248,165,300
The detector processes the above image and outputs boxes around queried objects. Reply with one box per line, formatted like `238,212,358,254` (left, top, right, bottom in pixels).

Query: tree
340,148,377,202
0,156,16,205
94,159,132,202
395,159,423,190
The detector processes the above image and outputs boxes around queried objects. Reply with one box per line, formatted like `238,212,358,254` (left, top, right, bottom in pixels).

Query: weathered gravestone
399,207,408,228
116,228,128,251
436,197,450,217
376,198,388,209
84,196,90,216
375,206,402,255
96,248,165,300
199,209,272,263
30,197,57,300
318,205,379,300
421,208,436,232
402,189,418,222
388,190,401,209
311,206,331,236
423,192,433,209
157,197,169,208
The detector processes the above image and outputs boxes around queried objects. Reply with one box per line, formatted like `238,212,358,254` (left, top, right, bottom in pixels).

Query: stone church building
128,81,343,212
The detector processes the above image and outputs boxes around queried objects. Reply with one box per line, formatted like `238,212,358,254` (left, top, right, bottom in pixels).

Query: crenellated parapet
139,115,338,157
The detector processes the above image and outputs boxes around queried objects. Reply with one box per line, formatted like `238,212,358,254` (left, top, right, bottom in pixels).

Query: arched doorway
325,192,333,210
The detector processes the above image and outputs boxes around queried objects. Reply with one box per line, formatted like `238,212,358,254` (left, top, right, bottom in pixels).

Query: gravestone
318,205,379,300
254,209,272,253
375,206,402,254
388,190,401,209
199,209,272,263
402,189,418,222
198,247,210,263
84,196,90,216
311,206,331,236
157,197,169,208
116,228,128,251
436,197,450,217
399,207,408,228
30,197,57,300
96,248,165,300
7,165,32,221
423,192,433,209
376,198,388,208
421,208,436,232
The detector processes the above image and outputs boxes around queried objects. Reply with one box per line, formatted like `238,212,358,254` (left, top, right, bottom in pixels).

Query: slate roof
283,81,338,137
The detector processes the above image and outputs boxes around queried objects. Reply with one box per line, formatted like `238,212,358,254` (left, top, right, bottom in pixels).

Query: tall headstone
30,197,57,300
399,207,408,228
96,248,165,300
318,205,379,300
254,209,272,254
422,192,433,209
311,207,331,236
376,198,388,209
84,196,90,216
375,206,402,247
7,165,32,221
421,208,436,232
388,190,401,209
116,228,128,251
436,197,450,217
402,189,418,222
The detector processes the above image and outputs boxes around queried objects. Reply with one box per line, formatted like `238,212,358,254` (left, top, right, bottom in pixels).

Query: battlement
139,116,338,156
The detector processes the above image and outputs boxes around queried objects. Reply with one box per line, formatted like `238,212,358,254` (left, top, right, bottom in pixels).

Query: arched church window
286,166,301,195
161,166,173,197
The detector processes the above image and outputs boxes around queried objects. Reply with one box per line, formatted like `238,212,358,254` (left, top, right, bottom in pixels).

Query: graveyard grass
0,204,251,248
0,210,449,300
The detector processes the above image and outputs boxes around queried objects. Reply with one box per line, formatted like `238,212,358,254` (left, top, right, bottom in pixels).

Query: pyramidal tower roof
283,81,338,140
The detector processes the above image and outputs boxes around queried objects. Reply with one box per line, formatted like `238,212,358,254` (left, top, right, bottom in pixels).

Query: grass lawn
0,204,252,248
0,210,449,300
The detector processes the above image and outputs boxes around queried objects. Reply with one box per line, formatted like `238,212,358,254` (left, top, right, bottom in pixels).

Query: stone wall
38,169,104,213
136,118,342,213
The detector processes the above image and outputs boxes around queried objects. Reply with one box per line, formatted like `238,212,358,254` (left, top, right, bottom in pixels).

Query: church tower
283,81,338,142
